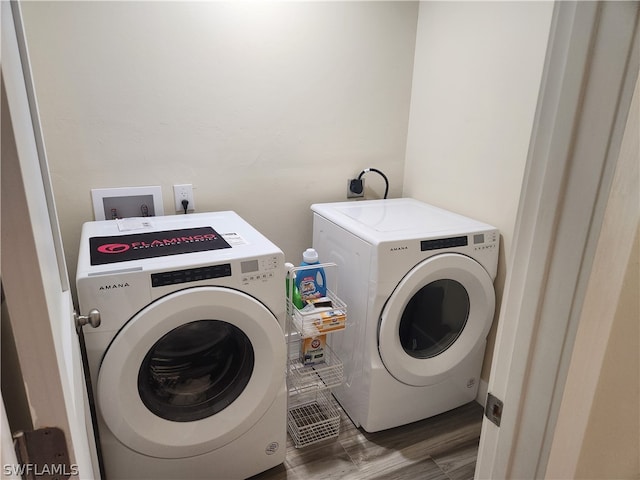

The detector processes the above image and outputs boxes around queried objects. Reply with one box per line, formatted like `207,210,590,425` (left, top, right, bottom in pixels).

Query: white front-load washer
76,211,286,480
311,198,499,432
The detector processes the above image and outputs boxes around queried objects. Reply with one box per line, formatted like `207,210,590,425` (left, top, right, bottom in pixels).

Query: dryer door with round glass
378,253,495,387
96,286,285,459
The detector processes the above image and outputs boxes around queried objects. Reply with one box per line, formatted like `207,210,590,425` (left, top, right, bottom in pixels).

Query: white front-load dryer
311,198,499,432
76,211,286,480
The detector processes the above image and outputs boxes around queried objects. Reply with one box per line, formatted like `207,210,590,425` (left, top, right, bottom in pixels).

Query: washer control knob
75,309,101,329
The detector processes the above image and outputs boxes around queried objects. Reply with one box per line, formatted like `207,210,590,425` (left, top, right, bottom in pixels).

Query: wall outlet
173,184,195,212
347,178,365,198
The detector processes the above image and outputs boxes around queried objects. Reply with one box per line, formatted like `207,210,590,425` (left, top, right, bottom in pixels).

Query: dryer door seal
378,253,495,387
96,286,285,459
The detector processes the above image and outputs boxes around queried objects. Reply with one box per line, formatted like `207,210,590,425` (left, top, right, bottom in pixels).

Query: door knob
75,309,101,329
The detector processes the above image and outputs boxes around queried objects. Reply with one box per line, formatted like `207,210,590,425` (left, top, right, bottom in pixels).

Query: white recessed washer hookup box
91,186,164,220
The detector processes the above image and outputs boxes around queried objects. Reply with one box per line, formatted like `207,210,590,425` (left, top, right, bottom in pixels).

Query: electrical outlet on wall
173,184,195,212
347,178,365,198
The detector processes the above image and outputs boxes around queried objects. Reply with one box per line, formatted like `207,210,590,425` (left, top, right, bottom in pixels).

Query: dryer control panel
421,236,468,251
471,230,499,252
420,231,498,253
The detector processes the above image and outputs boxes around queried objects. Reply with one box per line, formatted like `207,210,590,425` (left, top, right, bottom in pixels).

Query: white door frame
476,1,639,478
546,57,639,480
1,393,20,480
1,1,96,478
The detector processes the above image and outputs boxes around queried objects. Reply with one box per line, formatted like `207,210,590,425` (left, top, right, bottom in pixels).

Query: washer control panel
151,263,232,287
241,255,280,284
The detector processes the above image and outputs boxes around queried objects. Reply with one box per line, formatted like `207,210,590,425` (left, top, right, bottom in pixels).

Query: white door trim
1,1,97,477
1,393,20,480
545,59,639,480
476,2,639,478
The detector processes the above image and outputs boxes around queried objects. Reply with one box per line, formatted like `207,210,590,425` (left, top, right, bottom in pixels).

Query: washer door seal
97,286,285,459
378,253,495,387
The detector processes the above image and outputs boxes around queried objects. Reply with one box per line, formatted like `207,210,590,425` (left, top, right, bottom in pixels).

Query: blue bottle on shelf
295,248,327,303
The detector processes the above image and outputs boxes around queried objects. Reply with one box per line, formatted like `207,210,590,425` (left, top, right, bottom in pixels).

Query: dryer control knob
74,309,101,329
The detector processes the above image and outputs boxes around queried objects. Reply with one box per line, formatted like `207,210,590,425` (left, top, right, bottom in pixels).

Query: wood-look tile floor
250,400,484,480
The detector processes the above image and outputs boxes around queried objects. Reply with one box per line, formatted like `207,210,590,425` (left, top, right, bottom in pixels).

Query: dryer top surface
311,198,496,243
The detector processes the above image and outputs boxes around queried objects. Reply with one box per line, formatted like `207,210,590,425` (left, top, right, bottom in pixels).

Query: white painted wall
20,1,418,284
575,226,639,479
404,1,553,380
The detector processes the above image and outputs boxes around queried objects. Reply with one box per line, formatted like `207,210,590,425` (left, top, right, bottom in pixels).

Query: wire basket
287,389,340,448
288,342,344,392
292,289,347,337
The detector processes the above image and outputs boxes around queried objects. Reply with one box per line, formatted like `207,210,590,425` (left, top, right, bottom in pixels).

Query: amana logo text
390,246,408,252
99,282,130,291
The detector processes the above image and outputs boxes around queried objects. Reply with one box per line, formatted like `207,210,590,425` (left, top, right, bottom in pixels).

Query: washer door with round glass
96,286,285,459
378,253,495,387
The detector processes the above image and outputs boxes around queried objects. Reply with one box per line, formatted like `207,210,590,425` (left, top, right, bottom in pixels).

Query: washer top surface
311,198,496,244
77,211,281,277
